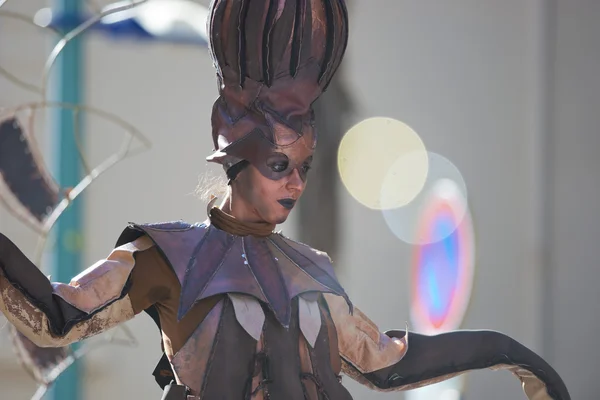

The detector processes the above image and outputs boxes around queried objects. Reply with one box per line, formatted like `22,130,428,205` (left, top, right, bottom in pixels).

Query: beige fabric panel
52,236,154,312
298,295,322,348
0,236,152,347
493,364,552,400
0,272,135,347
323,293,408,374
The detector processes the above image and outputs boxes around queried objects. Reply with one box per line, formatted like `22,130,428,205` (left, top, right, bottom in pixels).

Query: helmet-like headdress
206,0,349,181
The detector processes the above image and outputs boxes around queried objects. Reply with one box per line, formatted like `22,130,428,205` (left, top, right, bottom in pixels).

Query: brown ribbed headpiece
206,0,349,181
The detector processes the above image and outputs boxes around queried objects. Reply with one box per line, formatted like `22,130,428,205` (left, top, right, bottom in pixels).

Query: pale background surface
0,1,598,399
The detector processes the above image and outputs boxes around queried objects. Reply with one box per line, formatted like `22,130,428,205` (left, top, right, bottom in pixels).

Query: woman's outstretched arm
323,293,570,400
0,232,170,347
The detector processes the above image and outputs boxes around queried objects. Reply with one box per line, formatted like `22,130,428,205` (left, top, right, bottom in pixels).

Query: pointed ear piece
206,196,219,215
226,160,250,184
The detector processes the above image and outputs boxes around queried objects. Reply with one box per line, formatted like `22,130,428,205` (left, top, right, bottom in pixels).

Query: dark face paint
219,112,316,224
222,115,316,181
234,161,310,225
265,152,313,181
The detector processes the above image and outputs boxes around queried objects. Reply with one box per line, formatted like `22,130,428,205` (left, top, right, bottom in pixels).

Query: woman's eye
266,153,290,173
301,164,311,174
269,161,289,173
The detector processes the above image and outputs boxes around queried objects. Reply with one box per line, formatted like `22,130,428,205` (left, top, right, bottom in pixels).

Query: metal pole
48,0,84,399
526,0,557,361
538,0,557,364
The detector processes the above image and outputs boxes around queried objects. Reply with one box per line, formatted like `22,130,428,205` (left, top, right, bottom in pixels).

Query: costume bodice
116,215,353,398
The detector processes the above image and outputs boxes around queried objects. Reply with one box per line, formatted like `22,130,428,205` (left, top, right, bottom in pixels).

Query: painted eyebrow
266,152,289,162
302,156,314,164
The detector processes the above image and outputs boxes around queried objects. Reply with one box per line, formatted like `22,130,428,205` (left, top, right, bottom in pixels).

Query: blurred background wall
0,1,598,399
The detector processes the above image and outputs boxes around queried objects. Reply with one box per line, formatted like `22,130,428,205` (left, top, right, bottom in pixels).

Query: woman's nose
286,168,305,192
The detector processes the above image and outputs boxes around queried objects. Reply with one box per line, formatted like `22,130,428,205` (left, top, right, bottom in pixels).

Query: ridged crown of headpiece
206,0,349,180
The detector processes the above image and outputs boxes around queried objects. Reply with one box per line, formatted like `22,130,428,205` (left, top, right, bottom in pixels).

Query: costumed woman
0,1,570,399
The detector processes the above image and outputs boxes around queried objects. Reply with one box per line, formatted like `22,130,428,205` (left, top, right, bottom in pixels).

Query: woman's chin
274,217,287,225
272,209,292,225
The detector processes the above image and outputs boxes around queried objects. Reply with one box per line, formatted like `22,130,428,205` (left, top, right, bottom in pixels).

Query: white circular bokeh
382,152,469,245
338,117,429,210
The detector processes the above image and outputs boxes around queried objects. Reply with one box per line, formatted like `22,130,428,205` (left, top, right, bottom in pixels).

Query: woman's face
231,135,314,225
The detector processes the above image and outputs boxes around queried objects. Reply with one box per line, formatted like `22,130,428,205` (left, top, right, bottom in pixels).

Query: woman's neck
210,196,275,237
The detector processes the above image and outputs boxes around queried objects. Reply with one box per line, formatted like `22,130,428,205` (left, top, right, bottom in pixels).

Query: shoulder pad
115,220,203,247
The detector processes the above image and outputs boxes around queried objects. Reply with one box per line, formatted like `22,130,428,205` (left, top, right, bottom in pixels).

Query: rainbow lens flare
410,184,475,334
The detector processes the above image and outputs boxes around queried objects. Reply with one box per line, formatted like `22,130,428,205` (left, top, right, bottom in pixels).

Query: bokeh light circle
410,190,475,334
338,117,428,210
382,152,468,245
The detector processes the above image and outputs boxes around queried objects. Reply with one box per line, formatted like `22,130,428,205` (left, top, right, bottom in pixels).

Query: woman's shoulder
115,220,209,247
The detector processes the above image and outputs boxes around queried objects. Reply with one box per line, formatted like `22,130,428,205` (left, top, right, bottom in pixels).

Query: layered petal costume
0,208,570,399
0,0,571,398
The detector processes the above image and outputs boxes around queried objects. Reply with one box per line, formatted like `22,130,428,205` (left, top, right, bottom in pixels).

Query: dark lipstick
277,198,296,210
